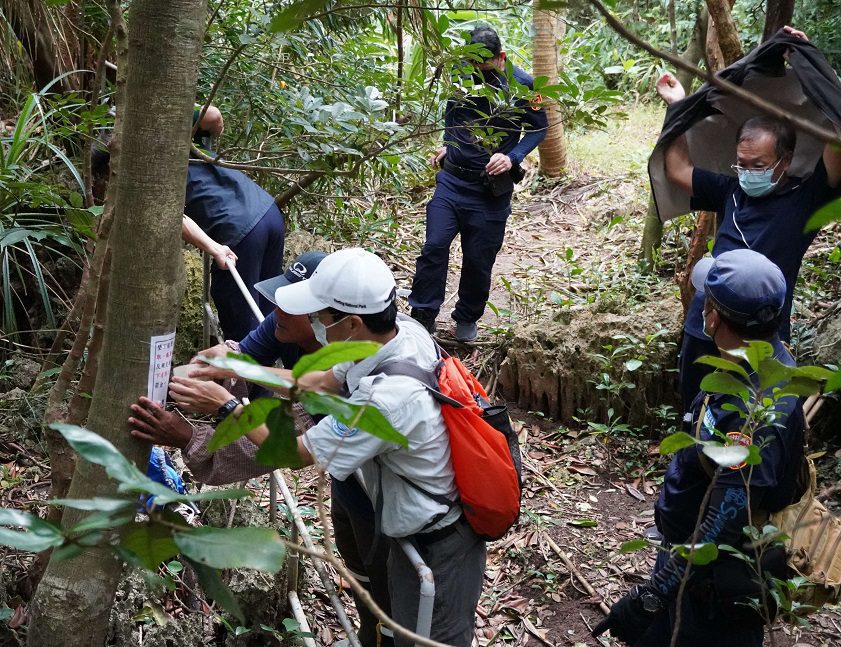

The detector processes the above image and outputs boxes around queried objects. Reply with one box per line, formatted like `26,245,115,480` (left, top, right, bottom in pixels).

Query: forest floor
2,104,841,645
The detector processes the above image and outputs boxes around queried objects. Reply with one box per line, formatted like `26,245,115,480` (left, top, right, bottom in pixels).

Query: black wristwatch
216,398,242,422
631,584,665,613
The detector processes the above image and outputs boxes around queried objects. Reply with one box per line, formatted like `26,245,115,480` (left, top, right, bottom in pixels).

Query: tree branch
587,0,841,146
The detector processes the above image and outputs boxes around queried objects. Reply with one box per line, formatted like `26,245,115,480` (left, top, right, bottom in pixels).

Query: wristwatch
216,398,241,422
631,584,665,613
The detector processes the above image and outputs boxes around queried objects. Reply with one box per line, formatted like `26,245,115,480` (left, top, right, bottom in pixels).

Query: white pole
225,257,264,323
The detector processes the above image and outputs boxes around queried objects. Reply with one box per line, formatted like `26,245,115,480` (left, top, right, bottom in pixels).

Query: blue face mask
735,159,782,198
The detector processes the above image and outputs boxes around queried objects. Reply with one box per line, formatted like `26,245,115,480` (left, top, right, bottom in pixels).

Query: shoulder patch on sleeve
331,418,358,439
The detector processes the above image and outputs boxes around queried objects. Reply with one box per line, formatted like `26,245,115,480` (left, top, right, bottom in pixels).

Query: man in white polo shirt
203,248,486,646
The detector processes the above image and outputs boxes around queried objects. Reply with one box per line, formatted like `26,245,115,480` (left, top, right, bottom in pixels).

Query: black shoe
410,307,437,333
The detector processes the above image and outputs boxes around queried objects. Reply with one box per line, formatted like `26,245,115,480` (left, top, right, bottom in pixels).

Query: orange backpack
380,352,522,540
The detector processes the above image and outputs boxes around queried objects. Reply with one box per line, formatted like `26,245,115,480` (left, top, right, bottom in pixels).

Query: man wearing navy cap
595,249,806,647
409,26,547,341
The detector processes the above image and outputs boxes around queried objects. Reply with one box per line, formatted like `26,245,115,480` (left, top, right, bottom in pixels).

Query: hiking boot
410,307,437,333
454,320,478,342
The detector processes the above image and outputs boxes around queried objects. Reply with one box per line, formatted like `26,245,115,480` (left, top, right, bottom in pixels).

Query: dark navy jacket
443,64,547,170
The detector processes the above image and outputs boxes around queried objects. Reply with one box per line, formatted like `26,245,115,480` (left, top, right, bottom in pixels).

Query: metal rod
225,257,264,323
289,523,300,592
273,471,361,647
397,539,435,644
287,590,318,647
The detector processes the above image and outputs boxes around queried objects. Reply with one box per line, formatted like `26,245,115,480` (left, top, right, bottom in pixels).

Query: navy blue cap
254,251,327,306
691,250,785,326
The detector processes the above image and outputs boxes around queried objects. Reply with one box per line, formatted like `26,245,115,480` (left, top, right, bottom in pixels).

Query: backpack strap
694,395,717,480
376,359,464,409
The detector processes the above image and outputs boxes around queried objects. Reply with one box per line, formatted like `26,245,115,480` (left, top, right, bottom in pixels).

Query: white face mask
309,314,348,346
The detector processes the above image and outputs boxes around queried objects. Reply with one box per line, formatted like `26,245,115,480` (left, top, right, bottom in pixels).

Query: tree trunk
762,0,795,42
27,0,207,644
675,6,709,90
704,0,742,70
677,1,741,311
533,8,566,176
639,197,663,269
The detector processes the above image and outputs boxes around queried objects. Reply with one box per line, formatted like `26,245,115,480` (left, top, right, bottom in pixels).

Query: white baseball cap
273,248,396,315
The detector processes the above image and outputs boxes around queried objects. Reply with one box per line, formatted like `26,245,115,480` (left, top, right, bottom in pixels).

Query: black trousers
409,170,511,324
331,477,394,647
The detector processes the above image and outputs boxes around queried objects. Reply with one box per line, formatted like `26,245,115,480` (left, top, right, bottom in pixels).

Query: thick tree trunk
27,0,207,644
762,0,795,42
533,9,566,176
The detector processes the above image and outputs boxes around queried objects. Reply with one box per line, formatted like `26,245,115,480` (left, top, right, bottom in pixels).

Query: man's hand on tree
592,584,665,644
169,376,234,414
429,147,446,167
129,397,193,449
655,73,686,105
485,153,512,176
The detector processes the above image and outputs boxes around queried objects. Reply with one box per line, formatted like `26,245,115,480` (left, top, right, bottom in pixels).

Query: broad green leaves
658,431,697,455
211,398,282,451
804,197,841,232
174,528,285,572
674,542,719,566
256,407,303,468
297,391,408,447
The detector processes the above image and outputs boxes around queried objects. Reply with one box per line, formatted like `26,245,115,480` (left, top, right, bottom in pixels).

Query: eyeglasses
730,158,782,175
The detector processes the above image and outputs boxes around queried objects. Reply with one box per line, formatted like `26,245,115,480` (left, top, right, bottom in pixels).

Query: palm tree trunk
27,0,207,643
533,8,566,176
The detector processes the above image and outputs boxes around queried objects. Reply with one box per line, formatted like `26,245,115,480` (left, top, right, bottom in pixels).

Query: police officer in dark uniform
595,249,806,647
409,26,547,341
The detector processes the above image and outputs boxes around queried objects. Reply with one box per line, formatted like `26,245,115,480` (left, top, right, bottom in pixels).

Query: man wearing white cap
596,249,805,647
192,248,486,646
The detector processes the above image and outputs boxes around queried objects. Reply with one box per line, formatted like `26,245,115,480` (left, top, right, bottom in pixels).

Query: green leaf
50,423,138,483
674,542,719,565
659,431,698,455
67,509,134,536
727,342,774,373
210,398,282,451
694,355,750,380
291,341,381,379
568,518,598,528
0,509,64,552
48,497,134,512
256,406,303,468
298,391,407,447
624,358,642,372
826,370,841,393
121,522,179,571
197,354,293,390
186,558,244,624
620,538,649,554
775,377,823,398
700,372,750,399
804,197,841,232
744,444,762,466
790,365,836,381
269,0,332,33
701,443,749,468
757,357,793,391
174,527,285,572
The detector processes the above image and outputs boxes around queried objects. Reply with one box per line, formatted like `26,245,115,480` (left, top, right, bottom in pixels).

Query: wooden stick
544,533,611,615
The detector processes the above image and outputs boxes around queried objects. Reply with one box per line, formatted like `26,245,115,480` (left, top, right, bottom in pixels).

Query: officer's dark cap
691,250,785,327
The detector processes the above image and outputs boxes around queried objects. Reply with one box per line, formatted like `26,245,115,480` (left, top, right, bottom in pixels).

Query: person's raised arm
656,73,694,195
181,215,237,269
